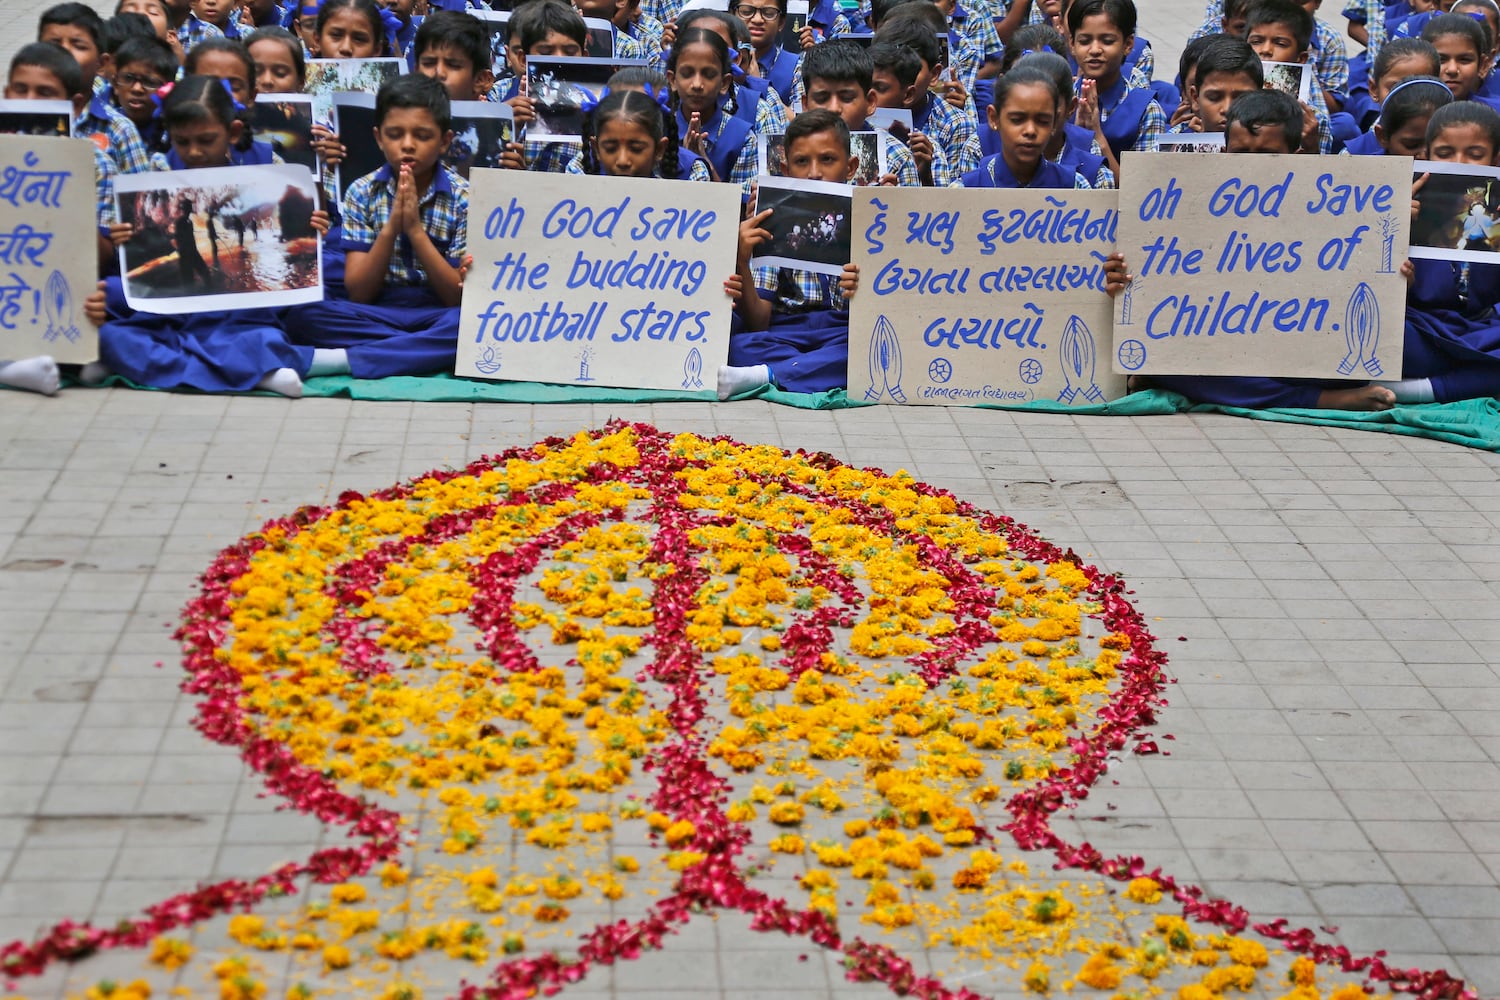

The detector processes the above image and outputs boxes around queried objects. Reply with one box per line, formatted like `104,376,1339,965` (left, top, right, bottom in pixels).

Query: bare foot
1315,384,1396,411
1126,374,1153,393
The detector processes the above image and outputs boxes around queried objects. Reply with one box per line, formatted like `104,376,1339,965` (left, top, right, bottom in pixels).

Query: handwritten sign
847,186,1124,406
456,170,740,390
0,136,97,364
1112,151,1412,378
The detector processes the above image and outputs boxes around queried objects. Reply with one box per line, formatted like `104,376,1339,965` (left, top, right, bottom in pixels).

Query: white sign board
0,135,98,364
848,186,1124,406
457,170,740,390
1112,151,1412,378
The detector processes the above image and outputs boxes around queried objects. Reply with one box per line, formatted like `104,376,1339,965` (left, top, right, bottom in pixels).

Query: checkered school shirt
1312,19,1350,99
916,91,981,178
753,263,848,312
177,13,225,51
1079,79,1167,152
341,162,469,286
75,97,151,175
624,11,666,70
93,146,116,228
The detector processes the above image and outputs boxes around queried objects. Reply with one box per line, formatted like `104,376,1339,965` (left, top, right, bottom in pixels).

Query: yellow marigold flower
666,851,706,871
1228,938,1270,968
580,812,613,833
290,932,321,950
322,945,352,970
218,977,266,1000
646,812,672,831
1203,964,1258,993
1328,986,1368,1000
329,882,367,904
664,819,697,846
1076,952,1123,990
87,980,153,1000
380,863,409,887
379,983,421,1000
1023,961,1051,993
147,937,194,970
768,802,805,825
1192,949,1222,967
1288,957,1318,988
614,855,640,873
376,932,419,961
226,915,265,945
542,876,583,900
843,819,870,838
1124,877,1164,904
1177,986,1215,1000
725,801,756,822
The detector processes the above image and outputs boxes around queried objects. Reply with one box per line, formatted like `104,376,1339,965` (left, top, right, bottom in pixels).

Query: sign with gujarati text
848,186,1124,406
1111,151,1412,378
457,170,740,389
0,135,97,364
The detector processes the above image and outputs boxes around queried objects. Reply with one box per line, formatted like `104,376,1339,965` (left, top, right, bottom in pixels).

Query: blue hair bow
641,81,671,112
379,6,404,49
219,77,245,112
579,85,609,114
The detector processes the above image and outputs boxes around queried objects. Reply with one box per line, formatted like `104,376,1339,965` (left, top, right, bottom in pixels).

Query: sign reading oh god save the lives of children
848,187,1125,407
1111,151,1412,379
457,171,740,391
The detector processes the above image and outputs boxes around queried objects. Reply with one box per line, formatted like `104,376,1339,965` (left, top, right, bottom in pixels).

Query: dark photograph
331,94,387,199
751,176,852,275
0,99,72,138
251,95,316,172
527,56,627,140
447,101,517,177
1410,162,1500,263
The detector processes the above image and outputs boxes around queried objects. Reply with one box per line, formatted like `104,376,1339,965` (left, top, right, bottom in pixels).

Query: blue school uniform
730,269,850,393
1402,258,1500,401
1085,76,1166,158
285,162,469,379
675,104,753,182
98,140,312,392
1340,129,1385,155
958,153,1077,189
757,44,801,106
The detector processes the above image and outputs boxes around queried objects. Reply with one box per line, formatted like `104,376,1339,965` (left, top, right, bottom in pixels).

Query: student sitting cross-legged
283,74,472,380
718,109,862,399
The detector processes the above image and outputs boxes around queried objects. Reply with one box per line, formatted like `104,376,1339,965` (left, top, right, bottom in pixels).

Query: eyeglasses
732,4,782,19
117,71,166,91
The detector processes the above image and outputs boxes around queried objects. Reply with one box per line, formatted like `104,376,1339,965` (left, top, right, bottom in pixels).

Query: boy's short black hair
874,15,942,70
11,40,84,95
1426,98,1500,149
1193,34,1264,88
112,33,176,79
1223,0,1252,18
39,2,104,50
1372,36,1441,80
1225,88,1301,146
104,12,157,53
1177,31,1223,87
1423,11,1490,54
881,1,945,34
785,107,849,153
870,41,920,88
1245,0,1313,52
1003,23,1067,72
801,37,874,91
507,0,586,49
415,9,491,71
374,70,452,130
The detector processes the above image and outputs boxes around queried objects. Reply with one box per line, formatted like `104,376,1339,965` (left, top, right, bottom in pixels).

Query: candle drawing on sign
1378,215,1398,273
41,269,77,343
864,314,905,402
683,346,704,389
1337,282,1382,377
474,344,502,375
1057,315,1104,403
576,346,595,382
1119,275,1144,325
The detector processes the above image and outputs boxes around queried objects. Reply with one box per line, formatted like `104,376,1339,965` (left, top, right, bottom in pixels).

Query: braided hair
582,88,682,177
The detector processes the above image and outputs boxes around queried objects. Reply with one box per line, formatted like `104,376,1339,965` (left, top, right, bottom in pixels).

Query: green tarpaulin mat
41,374,1500,453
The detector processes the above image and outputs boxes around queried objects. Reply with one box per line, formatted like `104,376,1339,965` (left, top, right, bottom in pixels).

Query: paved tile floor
2,392,1499,998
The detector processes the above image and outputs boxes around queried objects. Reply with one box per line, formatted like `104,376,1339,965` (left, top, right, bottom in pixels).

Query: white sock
0,357,60,396
77,361,110,386
717,363,771,401
308,348,350,377
1375,378,1435,404
256,367,304,398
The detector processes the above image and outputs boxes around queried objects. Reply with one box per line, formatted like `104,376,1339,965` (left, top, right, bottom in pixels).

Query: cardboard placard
1111,151,1411,379
847,186,1124,406
0,135,98,364
457,170,739,390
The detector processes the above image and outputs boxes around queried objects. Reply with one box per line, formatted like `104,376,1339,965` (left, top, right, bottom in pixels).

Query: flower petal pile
0,423,1474,1000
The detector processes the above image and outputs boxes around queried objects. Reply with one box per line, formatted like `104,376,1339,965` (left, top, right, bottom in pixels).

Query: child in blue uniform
719,109,861,397
1347,74,1451,155
958,64,1087,188
84,75,330,396
1068,0,1166,163
284,74,472,379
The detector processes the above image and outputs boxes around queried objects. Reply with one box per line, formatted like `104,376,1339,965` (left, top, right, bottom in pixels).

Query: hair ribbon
579,85,609,114
379,6,404,49
641,81,671,112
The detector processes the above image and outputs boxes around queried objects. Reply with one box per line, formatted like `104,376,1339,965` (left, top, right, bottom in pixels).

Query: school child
412,9,493,99
1000,47,1115,186
163,0,225,51
676,9,790,133
82,75,327,396
288,0,320,54
1390,100,1500,402
872,19,981,177
185,37,255,108
871,0,981,109
869,43,949,184
668,26,756,180
1343,73,1451,151
933,0,1003,81
189,0,243,39
115,0,179,59
0,44,118,395
39,4,153,174
247,24,306,93
718,109,861,398
1344,36,1441,130
1183,34,1264,135
1423,12,1490,101
574,0,653,63
102,34,176,153
724,0,799,103
957,65,1088,187
380,0,420,59
494,0,589,172
1067,0,1166,160
619,0,666,70
565,67,713,177
311,0,391,57
794,39,923,183
283,74,471,379
1244,0,1334,150
1114,89,1400,411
